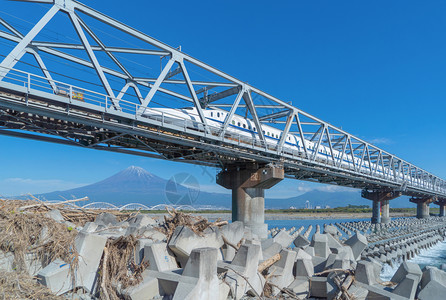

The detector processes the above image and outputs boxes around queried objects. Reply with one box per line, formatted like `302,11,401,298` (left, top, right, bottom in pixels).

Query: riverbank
145,211,415,221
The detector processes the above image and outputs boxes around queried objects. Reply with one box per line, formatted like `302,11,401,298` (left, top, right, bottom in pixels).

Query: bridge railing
0,65,270,148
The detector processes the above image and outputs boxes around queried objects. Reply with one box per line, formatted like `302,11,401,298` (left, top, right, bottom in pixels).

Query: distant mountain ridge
33,166,415,208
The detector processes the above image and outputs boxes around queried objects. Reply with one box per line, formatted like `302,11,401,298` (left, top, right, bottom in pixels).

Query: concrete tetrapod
37,232,107,295
222,243,263,300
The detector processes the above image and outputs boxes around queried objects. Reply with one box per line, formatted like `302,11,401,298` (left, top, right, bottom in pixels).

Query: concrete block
418,279,446,300
128,247,220,300
37,259,71,295
45,209,64,223
312,256,327,273
37,232,107,295
420,266,446,289
293,248,313,260
311,233,331,258
294,258,314,277
25,253,43,276
168,226,223,267
344,233,367,261
390,261,422,284
172,248,219,300
219,221,244,261
74,232,108,292
0,250,14,272
324,253,337,270
134,238,153,264
347,283,368,300
336,246,355,262
268,249,297,295
143,242,178,271
293,234,310,248
219,280,230,300
141,227,166,241
309,276,335,298
123,276,160,300
324,224,340,237
94,212,118,226
272,230,294,248
288,277,309,298
355,260,378,285
393,273,419,299
225,244,262,299
326,232,344,252
332,258,350,270
81,222,98,233
244,239,263,260
262,242,283,261
304,246,315,257
355,282,408,300
366,257,383,280
128,214,156,228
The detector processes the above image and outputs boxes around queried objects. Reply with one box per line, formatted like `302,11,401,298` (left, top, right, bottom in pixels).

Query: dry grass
0,199,79,274
159,206,228,241
97,235,148,300
0,198,133,299
0,271,63,300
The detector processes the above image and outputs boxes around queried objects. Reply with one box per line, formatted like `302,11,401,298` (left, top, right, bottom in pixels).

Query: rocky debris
2,199,446,299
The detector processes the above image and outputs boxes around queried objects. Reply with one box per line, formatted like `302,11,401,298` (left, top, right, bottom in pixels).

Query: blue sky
0,0,445,199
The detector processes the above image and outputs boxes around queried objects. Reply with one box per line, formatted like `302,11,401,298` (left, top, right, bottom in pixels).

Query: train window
232,120,235,125
211,112,213,117
243,124,246,128
238,122,241,126
217,112,220,118
267,132,270,136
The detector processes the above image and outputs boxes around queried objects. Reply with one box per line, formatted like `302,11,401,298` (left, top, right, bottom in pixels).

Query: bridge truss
0,0,444,200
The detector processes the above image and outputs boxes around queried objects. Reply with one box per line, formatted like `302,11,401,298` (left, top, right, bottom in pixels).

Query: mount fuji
35,166,229,207
31,166,414,208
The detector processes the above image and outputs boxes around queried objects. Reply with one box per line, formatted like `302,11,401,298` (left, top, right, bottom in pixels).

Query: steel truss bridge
0,0,445,202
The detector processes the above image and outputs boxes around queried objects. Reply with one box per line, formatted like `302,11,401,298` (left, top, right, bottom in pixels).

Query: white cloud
198,184,231,194
0,177,87,197
368,137,393,145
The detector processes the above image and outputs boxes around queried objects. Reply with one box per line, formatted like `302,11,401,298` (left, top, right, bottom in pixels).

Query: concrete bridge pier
217,164,284,239
411,197,435,219
371,200,381,224
435,199,446,217
362,189,402,224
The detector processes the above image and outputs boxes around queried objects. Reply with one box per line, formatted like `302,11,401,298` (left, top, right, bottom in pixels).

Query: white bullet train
143,107,394,178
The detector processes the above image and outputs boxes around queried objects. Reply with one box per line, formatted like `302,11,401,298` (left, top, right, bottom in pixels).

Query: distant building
304,200,312,209
315,205,321,209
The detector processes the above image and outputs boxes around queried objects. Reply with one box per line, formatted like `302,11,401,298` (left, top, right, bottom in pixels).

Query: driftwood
380,280,397,287
225,266,261,300
342,274,354,291
222,234,239,250
314,268,351,276
213,220,228,227
19,197,89,211
258,253,281,273
101,247,111,300
268,282,301,300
